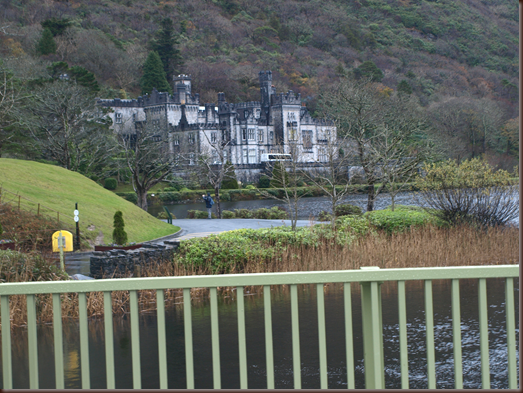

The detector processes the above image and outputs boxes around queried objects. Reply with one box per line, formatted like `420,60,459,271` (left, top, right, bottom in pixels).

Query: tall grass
0,224,517,328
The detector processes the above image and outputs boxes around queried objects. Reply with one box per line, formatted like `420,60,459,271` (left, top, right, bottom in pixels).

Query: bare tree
116,119,174,211
195,129,236,218
258,142,304,230
300,127,351,229
320,78,434,211
19,79,116,173
0,62,21,156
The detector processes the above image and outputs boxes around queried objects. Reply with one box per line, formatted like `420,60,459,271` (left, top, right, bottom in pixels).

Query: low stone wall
89,241,180,279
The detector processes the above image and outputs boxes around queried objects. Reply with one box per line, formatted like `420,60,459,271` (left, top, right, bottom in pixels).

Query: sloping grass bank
0,159,179,245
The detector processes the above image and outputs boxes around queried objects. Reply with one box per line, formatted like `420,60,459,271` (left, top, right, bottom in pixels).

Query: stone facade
98,71,336,182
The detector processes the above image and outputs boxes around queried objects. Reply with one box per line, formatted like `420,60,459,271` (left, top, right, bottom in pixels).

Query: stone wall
89,241,179,279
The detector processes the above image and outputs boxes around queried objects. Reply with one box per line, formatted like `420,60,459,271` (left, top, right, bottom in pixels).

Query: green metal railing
0,265,519,389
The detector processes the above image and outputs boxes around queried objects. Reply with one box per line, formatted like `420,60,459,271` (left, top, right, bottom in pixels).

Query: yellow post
52,230,73,272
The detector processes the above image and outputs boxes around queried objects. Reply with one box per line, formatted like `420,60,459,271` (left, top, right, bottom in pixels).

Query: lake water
3,278,518,389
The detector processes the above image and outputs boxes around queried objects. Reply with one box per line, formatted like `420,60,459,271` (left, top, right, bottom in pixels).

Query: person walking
202,192,214,219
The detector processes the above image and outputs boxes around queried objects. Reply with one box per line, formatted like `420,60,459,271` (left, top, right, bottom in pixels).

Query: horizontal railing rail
0,265,519,390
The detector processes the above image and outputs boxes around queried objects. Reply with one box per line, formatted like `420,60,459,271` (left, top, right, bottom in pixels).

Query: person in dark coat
202,192,214,219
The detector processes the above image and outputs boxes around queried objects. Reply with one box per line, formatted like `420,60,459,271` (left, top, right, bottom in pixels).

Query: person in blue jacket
202,192,214,219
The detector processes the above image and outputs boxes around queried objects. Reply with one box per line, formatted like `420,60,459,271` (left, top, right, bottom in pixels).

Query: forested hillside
0,0,519,170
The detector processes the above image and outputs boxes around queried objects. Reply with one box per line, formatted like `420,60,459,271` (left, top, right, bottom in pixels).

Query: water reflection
3,278,518,389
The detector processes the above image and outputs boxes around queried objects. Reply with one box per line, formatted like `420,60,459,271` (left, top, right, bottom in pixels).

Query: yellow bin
52,230,73,252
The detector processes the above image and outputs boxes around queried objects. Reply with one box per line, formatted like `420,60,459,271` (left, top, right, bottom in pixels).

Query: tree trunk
136,188,148,211
214,187,221,218
367,183,375,212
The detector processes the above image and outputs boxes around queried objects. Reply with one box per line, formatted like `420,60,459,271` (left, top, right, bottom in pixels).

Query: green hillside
0,158,179,246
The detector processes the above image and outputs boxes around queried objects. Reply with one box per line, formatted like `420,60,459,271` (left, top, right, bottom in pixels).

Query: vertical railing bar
263,285,275,389
129,290,141,389
505,278,517,389
210,287,221,389
78,292,90,389
237,286,248,389
290,284,301,389
316,283,328,389
26,294,39,389
343,283,355,389
451,279,463,389
1,295,13,389
397,280,409,389
369,281,384,388
103,291,115,389
478,278,490,389
424,280,436,389
183,288,194,389
156,289,168,389
52,293,64,389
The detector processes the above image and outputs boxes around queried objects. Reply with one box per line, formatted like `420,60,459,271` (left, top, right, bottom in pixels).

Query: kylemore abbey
98,71,336,181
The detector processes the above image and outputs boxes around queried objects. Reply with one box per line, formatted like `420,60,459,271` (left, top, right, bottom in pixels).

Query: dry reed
1,224,518,328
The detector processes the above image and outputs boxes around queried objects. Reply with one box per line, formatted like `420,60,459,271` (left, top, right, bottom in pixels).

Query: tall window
115,112,122,124
248,149,256,163
248,128,255,140
270,131,274,142
242,149,248,163
258,130,263,142
189,133,195,144
174,136,180,146
210,132,217,143
302,130,313,151
242,129,247,140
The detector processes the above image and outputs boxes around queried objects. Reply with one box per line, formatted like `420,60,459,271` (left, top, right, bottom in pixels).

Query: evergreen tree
353,60,383,82
150,18,184,81
69,66,100,93
140,51,172,95
41,18,71,36
221,161,239,189
112,211,128,245
397,79,413,95
37,28,57,55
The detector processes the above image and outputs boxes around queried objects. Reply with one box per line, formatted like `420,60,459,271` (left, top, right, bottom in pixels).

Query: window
189,153,195,165
115,112,122,124
287,122,297,140
258,130,263,142
189,133,195,144
259,149,265,161
269,131,274,142
242,149,248,163
174,136,180,146
242,129,247,140
210,132,217,143
248,128,255,140
302,130,313,151
212,150,219,164
249,149,256,163
318,148,327,162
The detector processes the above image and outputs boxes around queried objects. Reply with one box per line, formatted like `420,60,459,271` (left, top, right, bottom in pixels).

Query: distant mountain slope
0,159,179,245
0,0,517,108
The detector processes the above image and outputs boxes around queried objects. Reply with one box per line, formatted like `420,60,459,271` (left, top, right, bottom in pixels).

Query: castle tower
173,74,192,95
259,71,273,108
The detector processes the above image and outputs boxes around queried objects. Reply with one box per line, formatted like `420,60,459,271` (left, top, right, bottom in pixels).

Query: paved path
164,218,317,241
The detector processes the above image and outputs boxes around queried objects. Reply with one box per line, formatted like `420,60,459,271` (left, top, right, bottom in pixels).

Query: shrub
417,158,519,227
335,203,363,217
222,210,236,219
104,177,118,190
157,211,168,219
258,175,271,188
122,193,138,204
365,209,438,235
112,211,128,245
318,211,332,222
220,191,231,201
233,209,253,218
336,215,374,236
245,184,256,190
221,161,239,189
0,221,3,237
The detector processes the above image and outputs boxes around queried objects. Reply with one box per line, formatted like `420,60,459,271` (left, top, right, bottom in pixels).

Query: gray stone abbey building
98,71,336,182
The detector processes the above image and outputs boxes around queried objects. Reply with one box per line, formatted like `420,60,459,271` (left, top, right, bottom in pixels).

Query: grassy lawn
0,159,180,245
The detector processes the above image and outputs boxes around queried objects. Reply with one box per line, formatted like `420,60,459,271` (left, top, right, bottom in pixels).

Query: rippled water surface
4,278,518,389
